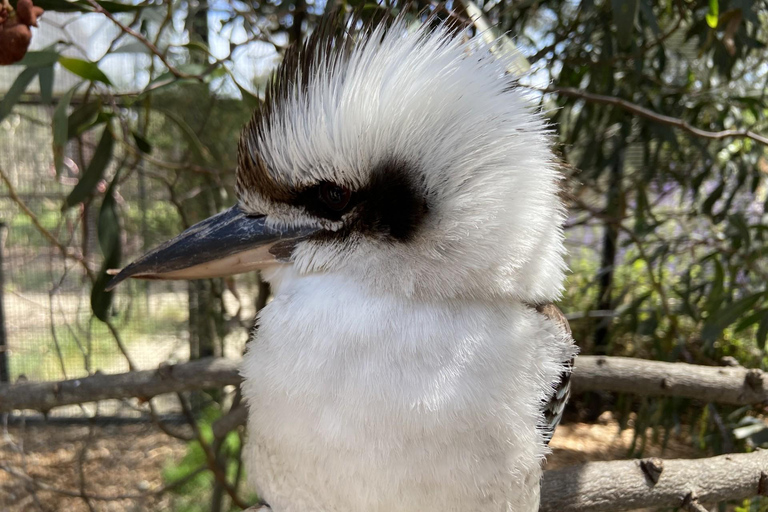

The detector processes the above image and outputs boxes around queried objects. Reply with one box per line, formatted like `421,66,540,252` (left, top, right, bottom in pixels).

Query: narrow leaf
758,313,768,350
612,0,640,48
702,293,763,344
235,81,261,110
132,131,153,154
67,101,102,139
702,181,725,215
152,107,212,162
38,66,54,105
17,50,59,68
59,57,113,85
0,67,38,123
52,84,80,175
91,176,122,322
64,126,114,209
707,0,719,28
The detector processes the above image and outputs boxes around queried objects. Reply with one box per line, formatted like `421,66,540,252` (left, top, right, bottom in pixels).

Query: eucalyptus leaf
59,57,113,85
67,101,103,139
38,66,55,105
612,0,639,48
706,0,719,28
91,176,122,322
701,293,763,344
757,313,768,350
53,84,81,175
0,67,38,123
63,126,115,209
17,50,60,68
132,131,153,154
152,107,213,162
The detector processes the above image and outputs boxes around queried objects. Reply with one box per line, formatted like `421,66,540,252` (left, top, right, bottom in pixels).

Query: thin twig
539,86,768,146
84,0,201,81
0,166,92,279
177,392,253,510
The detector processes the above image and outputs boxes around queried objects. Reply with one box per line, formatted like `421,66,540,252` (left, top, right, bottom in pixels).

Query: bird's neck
255,265,523,361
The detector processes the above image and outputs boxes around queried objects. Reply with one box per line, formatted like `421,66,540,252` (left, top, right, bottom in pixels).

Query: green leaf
235,81,261,110
0,67,38,123
111,41,153,54
639,0,660,36
38,66,55,105
17,50,60,68
701,293,763,344
52,84,80,174
706,0,719,28
757,313,768,350
702,181,725,215
152,107,212,162
67,101,103,138
612,0,639,48
91,176,122,322
183,41,210,54
59,57,112,85
64,126,114,209
131,131,153,154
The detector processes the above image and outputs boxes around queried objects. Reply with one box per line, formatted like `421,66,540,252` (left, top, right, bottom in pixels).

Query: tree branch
84,0,201,81
539,450,768,512
1,356,765,413
0,357,240,413
572,356,766,406
241,451,768,512
541,86,768,146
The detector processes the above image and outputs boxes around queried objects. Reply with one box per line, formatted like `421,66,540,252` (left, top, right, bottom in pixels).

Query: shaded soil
1,416,703,512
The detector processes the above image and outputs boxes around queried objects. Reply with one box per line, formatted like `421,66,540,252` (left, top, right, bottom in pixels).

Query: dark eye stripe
292,161,428,241
295,182,357,221
319,182,352,212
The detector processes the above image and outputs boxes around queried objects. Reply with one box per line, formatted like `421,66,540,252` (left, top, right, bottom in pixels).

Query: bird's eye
318,182,352,212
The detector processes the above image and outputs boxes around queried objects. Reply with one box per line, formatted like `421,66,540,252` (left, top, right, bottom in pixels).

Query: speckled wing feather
532,303,574,445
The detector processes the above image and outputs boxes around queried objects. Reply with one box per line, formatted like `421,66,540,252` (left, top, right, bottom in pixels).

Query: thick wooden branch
241,452,768,511
573,356,767,406
0,358,240,413
540,450,768,512
1,355,766,413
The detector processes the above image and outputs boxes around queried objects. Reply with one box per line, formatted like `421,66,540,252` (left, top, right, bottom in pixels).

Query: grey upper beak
106,205,317,290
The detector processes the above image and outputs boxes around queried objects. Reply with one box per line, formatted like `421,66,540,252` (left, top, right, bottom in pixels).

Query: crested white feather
239,16,576,512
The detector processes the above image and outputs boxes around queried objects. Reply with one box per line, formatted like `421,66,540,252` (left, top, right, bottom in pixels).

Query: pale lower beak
106,205,316,290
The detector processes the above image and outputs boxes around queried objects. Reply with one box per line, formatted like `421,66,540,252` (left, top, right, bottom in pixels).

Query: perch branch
539,450,768,512
572,356,767,406
0,357,240,413
1,356,766,413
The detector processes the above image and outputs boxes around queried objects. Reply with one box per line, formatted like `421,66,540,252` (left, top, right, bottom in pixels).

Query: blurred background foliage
1,0,768,509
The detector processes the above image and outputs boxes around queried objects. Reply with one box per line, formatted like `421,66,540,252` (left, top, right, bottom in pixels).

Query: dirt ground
0,416,701,512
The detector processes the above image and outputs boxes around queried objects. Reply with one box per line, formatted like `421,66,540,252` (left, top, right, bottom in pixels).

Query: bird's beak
106,205,317,290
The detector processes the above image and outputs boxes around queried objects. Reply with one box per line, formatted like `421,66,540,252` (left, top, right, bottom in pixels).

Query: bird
109,10,577,512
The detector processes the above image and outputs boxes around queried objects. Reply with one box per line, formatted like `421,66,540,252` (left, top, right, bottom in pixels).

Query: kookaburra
110,11,577,512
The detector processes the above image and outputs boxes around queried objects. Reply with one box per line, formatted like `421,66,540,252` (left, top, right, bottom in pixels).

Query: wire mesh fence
0,94,258,419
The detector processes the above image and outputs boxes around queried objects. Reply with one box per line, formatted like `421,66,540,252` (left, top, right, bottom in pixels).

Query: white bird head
109,12,567,304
